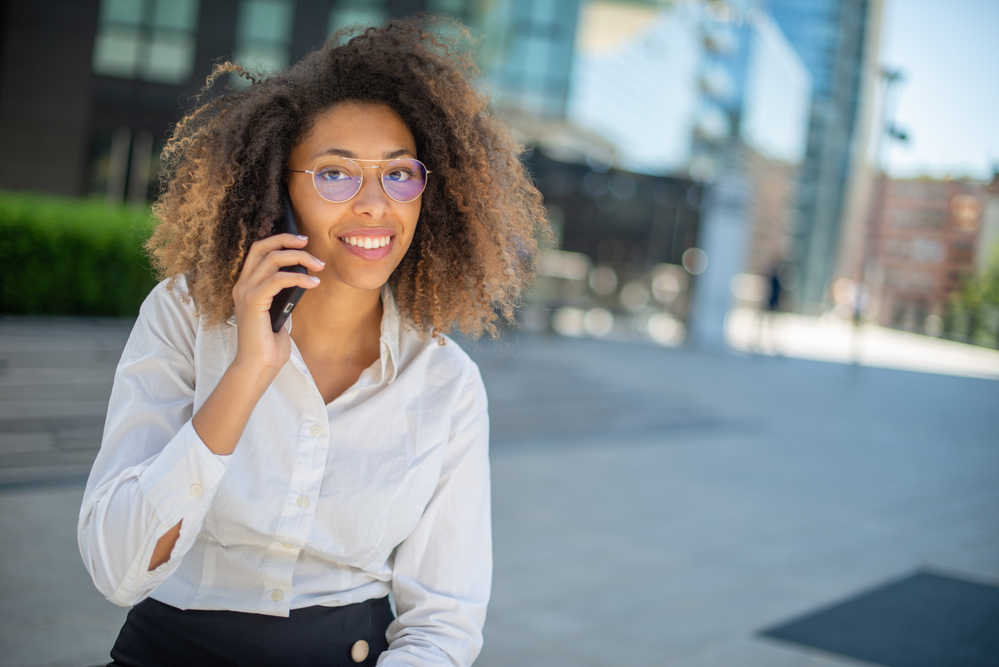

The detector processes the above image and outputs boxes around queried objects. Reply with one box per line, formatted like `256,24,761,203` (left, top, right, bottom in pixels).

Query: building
0,0,505,202
767,0,884,312
564,1,812,346
567,2,705,176
873,177,984,332
480,0,582,120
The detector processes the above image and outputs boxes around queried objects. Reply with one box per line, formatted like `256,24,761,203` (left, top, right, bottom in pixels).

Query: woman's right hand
230,233,324,380
190,234,322,458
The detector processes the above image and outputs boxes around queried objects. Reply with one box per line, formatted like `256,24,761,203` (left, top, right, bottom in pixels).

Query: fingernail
310,276,321,283
315,258,325,266
297,235,308,240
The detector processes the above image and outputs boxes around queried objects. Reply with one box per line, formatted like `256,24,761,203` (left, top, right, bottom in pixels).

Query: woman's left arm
381,365,492,667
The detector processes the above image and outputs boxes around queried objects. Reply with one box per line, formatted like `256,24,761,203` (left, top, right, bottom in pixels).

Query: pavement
1,314,997,667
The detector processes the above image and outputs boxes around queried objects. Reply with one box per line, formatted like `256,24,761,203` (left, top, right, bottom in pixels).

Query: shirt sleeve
78,281,231,607
379,363,493,667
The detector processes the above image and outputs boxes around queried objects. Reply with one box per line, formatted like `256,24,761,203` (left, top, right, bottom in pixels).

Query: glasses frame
289,157,431,204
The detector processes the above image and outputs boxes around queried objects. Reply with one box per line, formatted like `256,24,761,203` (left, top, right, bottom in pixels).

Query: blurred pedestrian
78,19,547,667
754,261,785,355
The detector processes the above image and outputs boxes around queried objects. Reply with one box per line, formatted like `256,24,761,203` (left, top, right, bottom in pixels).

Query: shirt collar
378,284,400,385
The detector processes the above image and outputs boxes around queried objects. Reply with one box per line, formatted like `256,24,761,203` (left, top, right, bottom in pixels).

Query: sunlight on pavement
727,307,999,381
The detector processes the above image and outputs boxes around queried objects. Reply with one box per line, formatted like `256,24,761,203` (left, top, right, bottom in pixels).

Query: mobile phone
268,188,309,332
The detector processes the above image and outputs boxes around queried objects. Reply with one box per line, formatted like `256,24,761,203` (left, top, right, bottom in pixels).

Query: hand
230,233,324,379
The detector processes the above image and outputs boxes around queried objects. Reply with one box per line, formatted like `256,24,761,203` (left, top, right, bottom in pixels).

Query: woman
78,19,547,667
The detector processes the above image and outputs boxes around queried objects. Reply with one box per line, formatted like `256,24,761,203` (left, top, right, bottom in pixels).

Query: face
287,102,421,294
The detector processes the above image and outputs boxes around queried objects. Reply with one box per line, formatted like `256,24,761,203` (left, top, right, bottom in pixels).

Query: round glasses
289,158,430,204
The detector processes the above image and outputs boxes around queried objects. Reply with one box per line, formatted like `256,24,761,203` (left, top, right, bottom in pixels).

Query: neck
289,281,384,360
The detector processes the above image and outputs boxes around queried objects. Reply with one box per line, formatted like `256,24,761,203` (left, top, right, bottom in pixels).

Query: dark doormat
760,571,999,667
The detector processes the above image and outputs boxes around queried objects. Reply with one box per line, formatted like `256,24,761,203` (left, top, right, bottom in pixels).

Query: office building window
329,0,388,34
233,0,296,75
427,0,466,18
92,0,200,85
496,0,578,118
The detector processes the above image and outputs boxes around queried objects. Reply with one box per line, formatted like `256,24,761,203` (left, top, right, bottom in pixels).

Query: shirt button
189,483,203,496
271,589,284,601
310,424,322,437
296,495,310,508
351,640,369,663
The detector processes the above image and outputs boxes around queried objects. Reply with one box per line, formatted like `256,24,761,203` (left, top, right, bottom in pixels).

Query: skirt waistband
108,595,394,667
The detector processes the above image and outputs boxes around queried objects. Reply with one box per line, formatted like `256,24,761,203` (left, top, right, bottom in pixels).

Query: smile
338,233,395,261
340,235,392,249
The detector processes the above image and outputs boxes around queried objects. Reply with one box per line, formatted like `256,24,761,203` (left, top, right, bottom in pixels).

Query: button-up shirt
78,277,492,666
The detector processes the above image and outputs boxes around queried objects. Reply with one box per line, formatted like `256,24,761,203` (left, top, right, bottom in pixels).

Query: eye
384,167,416,182
316,167,352,182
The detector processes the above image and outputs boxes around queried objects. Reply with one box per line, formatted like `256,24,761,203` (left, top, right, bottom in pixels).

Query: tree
947,243,999,347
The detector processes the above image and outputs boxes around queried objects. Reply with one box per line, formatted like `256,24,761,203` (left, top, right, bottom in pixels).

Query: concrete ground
1,315,997,667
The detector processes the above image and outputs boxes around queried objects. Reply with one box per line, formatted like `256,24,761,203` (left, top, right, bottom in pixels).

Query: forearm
192,360,276,456
78,418,230,603
148,361,275,567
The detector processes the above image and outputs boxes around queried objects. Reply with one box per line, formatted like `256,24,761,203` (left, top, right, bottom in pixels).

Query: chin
337,270,396,293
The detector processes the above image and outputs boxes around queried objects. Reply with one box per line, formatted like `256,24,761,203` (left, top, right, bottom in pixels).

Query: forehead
297,102,417,162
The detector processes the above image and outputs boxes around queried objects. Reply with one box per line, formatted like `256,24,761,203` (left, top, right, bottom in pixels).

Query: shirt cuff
138,420,230,522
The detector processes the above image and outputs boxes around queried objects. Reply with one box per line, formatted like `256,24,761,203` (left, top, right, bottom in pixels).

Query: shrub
0,191,158,317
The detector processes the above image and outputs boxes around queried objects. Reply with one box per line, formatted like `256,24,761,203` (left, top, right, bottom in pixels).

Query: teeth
341,236,391,249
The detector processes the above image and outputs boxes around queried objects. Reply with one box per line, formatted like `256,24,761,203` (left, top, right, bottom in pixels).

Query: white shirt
78,277,492,667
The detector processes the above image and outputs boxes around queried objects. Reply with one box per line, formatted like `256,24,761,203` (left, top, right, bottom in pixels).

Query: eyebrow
311,147,415,160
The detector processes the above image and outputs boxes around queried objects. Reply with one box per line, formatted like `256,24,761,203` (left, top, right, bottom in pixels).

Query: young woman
78,19,547,667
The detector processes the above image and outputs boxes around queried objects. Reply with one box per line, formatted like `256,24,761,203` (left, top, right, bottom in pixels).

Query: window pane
328,5,387,33
153,0,200,31
99,0,145,26
93,26,141,78
236,0,295,44
142,32,196,83
427,0,464,15
234,41,291,74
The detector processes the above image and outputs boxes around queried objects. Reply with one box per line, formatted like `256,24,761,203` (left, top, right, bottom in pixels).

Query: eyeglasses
289,158,430,204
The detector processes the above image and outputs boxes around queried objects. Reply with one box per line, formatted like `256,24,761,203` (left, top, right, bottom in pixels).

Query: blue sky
880,0,999,180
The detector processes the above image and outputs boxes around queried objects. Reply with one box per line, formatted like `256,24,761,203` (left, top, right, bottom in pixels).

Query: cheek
401,210,420,250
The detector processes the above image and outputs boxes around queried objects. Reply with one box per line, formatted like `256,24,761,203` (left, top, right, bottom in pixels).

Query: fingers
241,233,317,280
236,269,320,315
239,236,325,292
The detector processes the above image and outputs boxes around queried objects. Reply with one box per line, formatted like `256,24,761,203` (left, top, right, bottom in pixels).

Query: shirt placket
263,349,331,613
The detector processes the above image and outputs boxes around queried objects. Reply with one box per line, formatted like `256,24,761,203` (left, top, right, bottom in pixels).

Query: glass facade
768,0,876,309
567,5,702,174
233,0,296,75
488,0,581,118
329,0,388,34
737,11,811,164
92,0,201,85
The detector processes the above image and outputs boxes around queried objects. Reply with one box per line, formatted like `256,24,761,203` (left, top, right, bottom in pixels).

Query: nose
351,166,391,217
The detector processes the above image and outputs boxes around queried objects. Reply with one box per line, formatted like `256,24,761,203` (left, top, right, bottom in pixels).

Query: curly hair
146,17,548,338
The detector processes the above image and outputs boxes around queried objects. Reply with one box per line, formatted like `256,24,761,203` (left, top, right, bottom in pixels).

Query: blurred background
1,1,998,666
1,0,998,347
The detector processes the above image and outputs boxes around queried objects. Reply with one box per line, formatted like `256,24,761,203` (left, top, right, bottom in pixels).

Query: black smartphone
268,188,309,332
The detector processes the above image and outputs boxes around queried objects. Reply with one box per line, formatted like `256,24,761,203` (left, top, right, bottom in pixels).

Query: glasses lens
381,159,428,202
313,160,362,203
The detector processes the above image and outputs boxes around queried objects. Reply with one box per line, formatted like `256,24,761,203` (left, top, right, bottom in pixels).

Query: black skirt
108,596,394,667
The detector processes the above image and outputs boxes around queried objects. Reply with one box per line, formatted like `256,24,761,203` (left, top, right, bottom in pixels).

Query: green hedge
0,191,159,317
